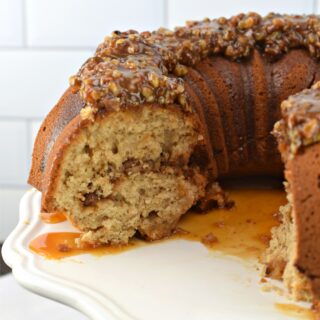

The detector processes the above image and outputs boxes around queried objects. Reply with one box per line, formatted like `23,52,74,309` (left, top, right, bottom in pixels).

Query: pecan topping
70,13,320,120
274,81,320,156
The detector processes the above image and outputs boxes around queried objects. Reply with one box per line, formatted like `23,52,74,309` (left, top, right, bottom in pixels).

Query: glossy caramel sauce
30,188,286,260
175,188,285,258
40,211,67,224
29,232,145,260
30,188,317,319
275,303,316,319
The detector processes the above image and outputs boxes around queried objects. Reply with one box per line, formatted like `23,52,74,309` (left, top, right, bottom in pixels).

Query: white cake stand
2,189,309,320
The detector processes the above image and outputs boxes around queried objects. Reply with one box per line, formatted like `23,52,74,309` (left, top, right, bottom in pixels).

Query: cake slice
264,82,320,303
37,100,210,245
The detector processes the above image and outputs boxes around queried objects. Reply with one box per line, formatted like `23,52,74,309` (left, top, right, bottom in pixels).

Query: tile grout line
0,116,43,122
21,0,27,47
163,0,169,28
0,46,95,51
26,118,32,176
0,184,28,190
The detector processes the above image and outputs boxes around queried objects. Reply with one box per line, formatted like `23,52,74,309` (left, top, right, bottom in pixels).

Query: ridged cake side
268,82,320,301
186,49,320,178
29,49,320,191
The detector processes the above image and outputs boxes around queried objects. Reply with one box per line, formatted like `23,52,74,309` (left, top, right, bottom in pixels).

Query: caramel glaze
30,188,286,260
40,211,67,224
71,13,320,113
175,188,285,258
29,232,143,259
274,82,320,157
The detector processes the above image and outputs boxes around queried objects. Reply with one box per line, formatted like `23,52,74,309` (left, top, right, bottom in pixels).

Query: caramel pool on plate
30,188,286,260
40,211,67,224
29,232,144,259
176,188,286,259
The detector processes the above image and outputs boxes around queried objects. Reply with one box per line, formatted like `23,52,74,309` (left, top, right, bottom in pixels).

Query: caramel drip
70,13,320,113
40,211,67,224
29,232,143,259
175,188,285,258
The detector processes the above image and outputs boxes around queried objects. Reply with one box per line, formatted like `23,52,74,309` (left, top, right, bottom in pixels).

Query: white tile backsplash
0,120,28,185
26,0,165,47
168,0,315,28
0,188,26,241
0,50,92,118
25,120,42,171
0,0,319,240
0,0,24,47
31,121,42,146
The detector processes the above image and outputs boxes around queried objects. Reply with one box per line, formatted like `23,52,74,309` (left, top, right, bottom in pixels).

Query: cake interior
263,202,313,302
45,103,317,302
50,105,207,245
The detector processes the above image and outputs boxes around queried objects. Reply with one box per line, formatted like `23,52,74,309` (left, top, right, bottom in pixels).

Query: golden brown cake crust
39,103,206,211
272,82,320,302
283,140,320,298
28,88,85,191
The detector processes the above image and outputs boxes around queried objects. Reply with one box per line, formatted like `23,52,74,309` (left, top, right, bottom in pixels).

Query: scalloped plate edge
2,189,136,320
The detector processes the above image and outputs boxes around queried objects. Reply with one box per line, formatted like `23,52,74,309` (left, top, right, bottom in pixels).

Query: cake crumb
261,283,285,296
201,232,219,247
259,234,271,245
260,277,268,283
213,221,225,228
58,244,71,252
173,227,190,235
80,105,95,121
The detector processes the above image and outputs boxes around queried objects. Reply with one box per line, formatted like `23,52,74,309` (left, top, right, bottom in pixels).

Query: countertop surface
1,242,87,320
0,273,87,320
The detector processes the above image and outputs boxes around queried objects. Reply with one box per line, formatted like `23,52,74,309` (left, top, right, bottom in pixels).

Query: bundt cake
29,12,320,304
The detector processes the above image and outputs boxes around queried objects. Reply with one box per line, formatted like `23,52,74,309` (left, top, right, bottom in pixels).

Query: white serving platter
2,189,310,320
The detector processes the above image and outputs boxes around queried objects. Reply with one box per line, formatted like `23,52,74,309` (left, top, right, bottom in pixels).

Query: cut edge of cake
263,82,320,305
40,103,214,245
